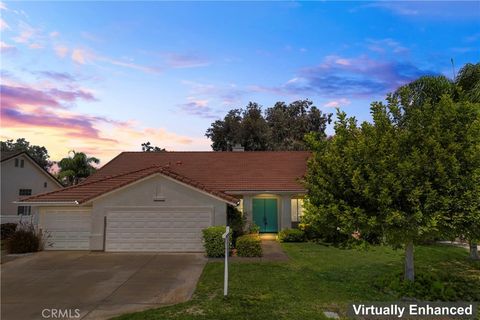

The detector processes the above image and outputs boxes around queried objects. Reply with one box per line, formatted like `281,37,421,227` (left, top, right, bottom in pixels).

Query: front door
252,198,278,233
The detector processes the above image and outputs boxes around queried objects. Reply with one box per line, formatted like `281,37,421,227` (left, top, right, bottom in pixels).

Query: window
44,182,48,188
14,158,19,167
20,159,24,168
19,189,32,196
17,206,31,215
291,198,304,222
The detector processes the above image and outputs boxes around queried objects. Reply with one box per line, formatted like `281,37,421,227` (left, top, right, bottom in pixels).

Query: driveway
1,251,207,320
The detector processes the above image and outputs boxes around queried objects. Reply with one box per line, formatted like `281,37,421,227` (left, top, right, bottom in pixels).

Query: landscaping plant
6,222,43,254
278,229,305,242
202,226,229,258
236,234,262,257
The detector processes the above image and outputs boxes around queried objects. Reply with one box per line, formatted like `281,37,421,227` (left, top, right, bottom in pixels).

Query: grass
115,243,480,320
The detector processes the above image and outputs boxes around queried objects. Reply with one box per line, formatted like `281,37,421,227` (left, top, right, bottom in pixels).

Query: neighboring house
19,151,309,252
1,151,63,224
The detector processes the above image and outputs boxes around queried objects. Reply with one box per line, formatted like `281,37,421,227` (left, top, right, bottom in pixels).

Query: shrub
227,205,246,246
236,234,262,257
1,223,17,240
278,228,306,242
6,223,42,254
247,222,260,235
298,223,321,240
202,226,230,258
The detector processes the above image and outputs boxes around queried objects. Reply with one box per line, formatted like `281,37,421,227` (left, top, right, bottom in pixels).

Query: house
19,151,309,252
1,151,63,224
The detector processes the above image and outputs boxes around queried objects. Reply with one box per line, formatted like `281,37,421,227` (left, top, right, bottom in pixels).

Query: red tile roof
21,151,310,205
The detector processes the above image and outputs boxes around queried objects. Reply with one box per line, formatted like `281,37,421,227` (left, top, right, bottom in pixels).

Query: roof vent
232,144,244,152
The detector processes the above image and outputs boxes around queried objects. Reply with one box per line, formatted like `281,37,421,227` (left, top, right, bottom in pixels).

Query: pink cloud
323,98,351,108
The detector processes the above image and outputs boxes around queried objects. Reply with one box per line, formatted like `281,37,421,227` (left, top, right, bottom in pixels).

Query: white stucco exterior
1,153,62,223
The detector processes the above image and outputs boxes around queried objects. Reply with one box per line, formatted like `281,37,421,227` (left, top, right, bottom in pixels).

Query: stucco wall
1,154,61,218
89,174,227,250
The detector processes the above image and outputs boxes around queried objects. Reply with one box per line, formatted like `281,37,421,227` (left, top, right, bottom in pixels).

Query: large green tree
305,91,479,281
205,100,331,151
456,62,480,103
58,151,100,186
1,138,51,170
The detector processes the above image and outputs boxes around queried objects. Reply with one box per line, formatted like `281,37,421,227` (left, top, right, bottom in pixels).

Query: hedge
278,228,306,242
202,226,229,257
236,234,262,257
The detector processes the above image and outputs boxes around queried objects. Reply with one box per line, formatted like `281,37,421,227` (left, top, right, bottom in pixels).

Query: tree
452,63,480,259
456,62,480,103
57,151,100,186
304,91,479,281
1,138,51,170
141,142,166,152
206,100,331,151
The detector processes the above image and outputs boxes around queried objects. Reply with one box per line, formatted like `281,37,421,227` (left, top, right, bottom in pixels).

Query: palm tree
57,151,100,186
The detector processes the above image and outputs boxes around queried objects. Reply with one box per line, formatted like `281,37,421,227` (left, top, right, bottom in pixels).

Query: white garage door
39,209,91,250
105,207,212,252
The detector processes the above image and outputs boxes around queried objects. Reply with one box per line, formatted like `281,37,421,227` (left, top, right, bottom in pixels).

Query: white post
222,226,230,296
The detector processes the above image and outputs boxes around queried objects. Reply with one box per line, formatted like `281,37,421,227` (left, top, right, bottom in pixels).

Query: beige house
20,151,308,252
1,151,63,224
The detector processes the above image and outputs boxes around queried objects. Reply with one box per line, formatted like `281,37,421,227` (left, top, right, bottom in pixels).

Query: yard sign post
222,226,230,296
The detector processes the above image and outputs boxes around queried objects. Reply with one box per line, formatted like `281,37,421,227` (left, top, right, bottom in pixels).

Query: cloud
1,77,208,161
36,71,76,82
54,45,69,58
0,18,10,30
0,84,95,108
163,52,210,68
71,48,91,64
257,55,437,98
49,31,60,38
355,2,479,19
0,41,16,53
323,98,351,108
366,38,409,54
12,21,38,44
177,98,218,119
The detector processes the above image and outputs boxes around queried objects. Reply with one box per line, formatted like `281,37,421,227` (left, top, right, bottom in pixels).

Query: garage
105,207,212,252
39,209,91,250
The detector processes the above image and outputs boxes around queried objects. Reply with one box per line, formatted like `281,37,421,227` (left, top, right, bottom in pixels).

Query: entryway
252,198,278,233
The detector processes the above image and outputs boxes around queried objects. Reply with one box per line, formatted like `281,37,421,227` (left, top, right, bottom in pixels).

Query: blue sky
1,1,479,163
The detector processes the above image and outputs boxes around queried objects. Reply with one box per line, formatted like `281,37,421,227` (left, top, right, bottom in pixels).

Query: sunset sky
1,1,479,165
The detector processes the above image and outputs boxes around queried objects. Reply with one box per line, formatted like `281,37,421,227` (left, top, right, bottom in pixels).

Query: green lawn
115,243,480,320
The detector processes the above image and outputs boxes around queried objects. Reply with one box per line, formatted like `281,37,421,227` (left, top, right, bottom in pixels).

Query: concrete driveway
1,251,207,320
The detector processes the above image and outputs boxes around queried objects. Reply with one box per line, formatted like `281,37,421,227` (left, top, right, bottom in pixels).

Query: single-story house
1,151,63,224
19,151,309,252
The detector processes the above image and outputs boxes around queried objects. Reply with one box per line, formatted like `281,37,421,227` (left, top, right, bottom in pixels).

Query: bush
278,228,306,242
247,222,260,235
202,226,229,258
298,223,321,240
6,223,42,254
1,223,17,240
227,205,246,246
236,234,262,257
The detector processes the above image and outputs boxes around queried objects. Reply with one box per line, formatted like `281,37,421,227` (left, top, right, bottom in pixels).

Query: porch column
280,194,292,230
243,195,253,230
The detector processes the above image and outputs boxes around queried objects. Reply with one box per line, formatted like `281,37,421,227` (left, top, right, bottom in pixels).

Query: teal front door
252,198,278,233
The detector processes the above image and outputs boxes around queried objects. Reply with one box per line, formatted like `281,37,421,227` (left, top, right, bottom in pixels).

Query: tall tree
206,100,331,151
141,142,166,152
1,138,51,170
304,91,478,281
456,62,480,103
57,151,100,186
